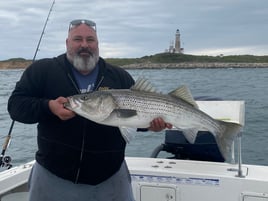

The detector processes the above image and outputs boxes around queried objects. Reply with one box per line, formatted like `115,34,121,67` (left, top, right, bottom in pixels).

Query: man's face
66,24,99,73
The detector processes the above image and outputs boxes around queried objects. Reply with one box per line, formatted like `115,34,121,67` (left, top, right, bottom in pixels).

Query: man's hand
48,97,76,120
148,117,173,132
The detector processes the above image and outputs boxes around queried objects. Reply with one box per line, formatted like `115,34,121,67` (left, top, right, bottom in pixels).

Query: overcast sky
1,0,268,60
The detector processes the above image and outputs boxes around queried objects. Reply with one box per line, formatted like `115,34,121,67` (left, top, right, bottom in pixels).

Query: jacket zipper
68,73,104,183
75,120,87,183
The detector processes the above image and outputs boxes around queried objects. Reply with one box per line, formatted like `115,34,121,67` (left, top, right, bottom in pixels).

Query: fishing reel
0,155,12,169
0,134,13,169
1,129,13,169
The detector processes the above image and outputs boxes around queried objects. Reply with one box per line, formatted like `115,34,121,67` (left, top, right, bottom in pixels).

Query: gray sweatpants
28,161,135,201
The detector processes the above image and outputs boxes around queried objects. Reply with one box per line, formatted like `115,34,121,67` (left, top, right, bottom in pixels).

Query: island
1,53,268,69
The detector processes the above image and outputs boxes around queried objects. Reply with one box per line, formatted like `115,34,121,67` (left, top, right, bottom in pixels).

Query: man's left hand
148,117,173,132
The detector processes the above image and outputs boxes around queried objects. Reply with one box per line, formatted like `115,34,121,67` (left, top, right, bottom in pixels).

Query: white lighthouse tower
174,29,182,53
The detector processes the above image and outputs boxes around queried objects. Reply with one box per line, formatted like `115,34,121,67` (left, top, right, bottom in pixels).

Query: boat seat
162,130,225,162
150,130,225,162
1,192,28,201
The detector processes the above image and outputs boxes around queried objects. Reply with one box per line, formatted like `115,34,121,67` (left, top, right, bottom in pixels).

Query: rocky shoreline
1,60,268,69
121,62,268,69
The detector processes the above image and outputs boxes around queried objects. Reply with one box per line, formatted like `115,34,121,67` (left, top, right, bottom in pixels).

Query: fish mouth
64,97,78,110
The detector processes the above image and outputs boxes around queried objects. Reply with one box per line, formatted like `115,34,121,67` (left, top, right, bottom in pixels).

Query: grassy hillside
106,53,268,66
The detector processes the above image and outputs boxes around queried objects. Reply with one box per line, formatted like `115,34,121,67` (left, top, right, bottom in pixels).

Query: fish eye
81,95,88,100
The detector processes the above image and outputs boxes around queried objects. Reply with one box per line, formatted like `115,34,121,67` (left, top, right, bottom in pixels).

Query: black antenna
0,0,56,169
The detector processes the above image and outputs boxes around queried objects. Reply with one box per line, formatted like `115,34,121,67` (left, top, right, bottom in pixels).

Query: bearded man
8,19,171,201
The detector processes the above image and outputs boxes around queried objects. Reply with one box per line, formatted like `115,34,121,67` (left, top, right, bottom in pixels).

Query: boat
1,100,268,201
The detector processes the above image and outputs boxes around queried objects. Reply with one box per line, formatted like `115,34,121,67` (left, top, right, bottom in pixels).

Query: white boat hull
128,157,268,201
1,158,268,201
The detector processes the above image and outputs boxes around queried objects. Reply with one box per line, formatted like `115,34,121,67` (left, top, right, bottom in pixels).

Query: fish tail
215,121,242,162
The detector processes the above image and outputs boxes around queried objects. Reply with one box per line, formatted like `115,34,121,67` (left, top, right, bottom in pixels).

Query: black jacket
8,54,135,185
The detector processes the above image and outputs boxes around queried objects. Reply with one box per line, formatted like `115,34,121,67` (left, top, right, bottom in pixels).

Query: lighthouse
174,29,181,53
165,29,184,54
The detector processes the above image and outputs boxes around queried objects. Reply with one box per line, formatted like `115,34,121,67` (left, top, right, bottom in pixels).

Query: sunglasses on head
69,19,97,31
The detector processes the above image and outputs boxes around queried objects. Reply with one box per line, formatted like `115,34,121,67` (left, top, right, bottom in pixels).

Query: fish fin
131,77,158,93
215,121,242,162
180,128,199,144
119,127,138,143
114,109,137,118
169,85,199,108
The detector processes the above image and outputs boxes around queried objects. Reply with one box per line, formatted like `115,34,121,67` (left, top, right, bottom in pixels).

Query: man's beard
68,48,99,72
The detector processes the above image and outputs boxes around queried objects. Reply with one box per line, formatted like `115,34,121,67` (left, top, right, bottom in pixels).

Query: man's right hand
48,97,76,120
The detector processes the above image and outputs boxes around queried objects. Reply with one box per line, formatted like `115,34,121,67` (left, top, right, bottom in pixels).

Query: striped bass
65,78,242,161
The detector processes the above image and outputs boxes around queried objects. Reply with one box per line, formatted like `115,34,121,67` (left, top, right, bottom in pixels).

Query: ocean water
0,68,268,168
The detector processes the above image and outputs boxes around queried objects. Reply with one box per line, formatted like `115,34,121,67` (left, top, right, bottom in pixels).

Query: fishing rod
0,0,55,169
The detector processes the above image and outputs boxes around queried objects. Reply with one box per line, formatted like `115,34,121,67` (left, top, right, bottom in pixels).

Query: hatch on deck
137,184,177,201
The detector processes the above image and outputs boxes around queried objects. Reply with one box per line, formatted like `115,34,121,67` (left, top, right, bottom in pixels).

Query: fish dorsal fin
131,77,158,93
169,85,199,108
